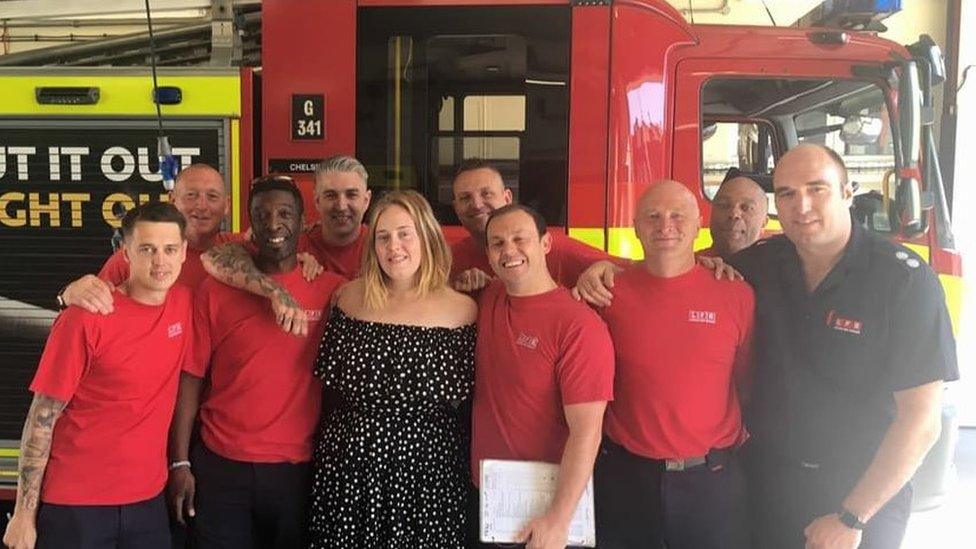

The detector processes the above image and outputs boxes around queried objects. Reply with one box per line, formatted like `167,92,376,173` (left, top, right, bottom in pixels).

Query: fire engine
0,0,958,507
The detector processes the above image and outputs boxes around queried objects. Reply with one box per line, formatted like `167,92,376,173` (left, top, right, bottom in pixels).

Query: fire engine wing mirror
893,60,924,237
891,177,924,237
907,35,946,87
897,60,922,169
702,122,717,141
840,115,883,145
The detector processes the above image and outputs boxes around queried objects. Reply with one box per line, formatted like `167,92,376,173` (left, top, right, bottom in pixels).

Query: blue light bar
800,0,903,30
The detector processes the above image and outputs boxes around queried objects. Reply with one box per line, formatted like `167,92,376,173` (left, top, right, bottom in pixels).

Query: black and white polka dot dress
308,306,475,549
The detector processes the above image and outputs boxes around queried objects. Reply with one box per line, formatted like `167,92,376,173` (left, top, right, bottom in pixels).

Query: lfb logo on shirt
516,332,540,350
688,310,717,324
826,309,862,335
167,322,183,338
305,309,323,322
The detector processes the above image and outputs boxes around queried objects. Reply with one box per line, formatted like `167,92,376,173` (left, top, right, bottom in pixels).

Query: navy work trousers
594,438,748,549
746,450,912,549
191,443,310,549
36,492,170,549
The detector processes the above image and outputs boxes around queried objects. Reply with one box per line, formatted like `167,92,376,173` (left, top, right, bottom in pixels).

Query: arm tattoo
203,243,283,298
17,394,67,512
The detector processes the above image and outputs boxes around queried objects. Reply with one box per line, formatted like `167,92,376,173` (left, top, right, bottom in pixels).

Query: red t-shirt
98,231,242,289
600,265,754,460
451,231,612,289
30,286,193,505
186,267,344,463
300,225,367,279
470,282,615,484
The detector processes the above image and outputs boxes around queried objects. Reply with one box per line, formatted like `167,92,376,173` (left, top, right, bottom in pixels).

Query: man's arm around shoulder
201,242,308,336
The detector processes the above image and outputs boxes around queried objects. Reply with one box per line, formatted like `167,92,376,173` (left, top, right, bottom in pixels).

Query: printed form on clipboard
479,459,596,547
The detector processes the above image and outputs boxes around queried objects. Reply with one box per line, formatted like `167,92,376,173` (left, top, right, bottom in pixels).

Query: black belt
604,438,735,472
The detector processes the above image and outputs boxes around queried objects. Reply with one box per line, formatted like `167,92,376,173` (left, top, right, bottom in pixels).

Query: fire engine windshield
701,77,897,232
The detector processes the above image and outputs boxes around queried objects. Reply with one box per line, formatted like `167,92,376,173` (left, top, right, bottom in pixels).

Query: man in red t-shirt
594,181,754,549
200,155,369,336
574,173,767,306
470,204,614,548
450,159,612,292
3,202,192,549
57,163,236,313
301,154,370,278
167,177,344,549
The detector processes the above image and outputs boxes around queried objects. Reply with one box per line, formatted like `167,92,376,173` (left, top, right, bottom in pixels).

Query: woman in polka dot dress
309,190,477,548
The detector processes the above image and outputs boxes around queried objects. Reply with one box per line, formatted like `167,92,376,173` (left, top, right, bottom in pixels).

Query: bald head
709,176,769,258
637,179,700,216
776,143,849,190
634,180,700,270
169,163,228,245
174,163,223,191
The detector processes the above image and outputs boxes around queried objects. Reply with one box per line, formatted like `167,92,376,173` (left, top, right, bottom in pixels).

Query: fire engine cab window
357,5,570,225
702,122,774,200
700,78,896,230
463,96,526,131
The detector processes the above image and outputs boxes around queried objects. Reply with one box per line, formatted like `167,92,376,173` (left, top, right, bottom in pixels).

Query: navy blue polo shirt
730,220,958,479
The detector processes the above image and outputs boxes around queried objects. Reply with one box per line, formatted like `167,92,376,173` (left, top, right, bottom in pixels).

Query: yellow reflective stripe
0,449,18,458
939,274,963,335
230,119,242,232
0,75,241,116
903,243,930,262
568,227,604,250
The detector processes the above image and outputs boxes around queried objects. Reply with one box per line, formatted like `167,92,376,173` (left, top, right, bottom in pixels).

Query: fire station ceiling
0,3,260,66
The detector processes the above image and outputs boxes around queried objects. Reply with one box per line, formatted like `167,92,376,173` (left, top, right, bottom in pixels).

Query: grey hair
314,154,369,184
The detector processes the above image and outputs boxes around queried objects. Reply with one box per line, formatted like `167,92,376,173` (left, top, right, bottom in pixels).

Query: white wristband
169,460,191,470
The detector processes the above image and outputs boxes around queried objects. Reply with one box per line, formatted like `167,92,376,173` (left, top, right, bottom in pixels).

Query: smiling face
123,220,187,294
773,144,853,252
314,170,371,243
452,167,513,239
373,204,423,285
169,165,227,245
486,208,552,292
709,176,769,257
250,189,302,264
634,180,700,259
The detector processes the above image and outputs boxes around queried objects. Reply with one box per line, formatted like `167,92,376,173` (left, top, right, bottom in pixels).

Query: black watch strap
56,286,68,310
838,509,866,530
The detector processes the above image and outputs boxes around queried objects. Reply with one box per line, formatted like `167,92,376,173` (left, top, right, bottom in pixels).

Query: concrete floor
903,427,976,548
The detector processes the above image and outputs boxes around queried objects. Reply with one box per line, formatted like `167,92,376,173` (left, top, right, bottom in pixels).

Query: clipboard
479,459,596,547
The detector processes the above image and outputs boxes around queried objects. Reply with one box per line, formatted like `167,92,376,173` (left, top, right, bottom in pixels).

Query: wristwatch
55,286,68,310
837,508,866,530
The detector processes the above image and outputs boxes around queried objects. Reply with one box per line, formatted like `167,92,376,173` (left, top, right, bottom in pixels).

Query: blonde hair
361,190,452,310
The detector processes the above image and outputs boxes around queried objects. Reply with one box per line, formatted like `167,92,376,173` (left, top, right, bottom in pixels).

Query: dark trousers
36,492,170,549
594,439,747,549
191,443,311,549
747,452,912,549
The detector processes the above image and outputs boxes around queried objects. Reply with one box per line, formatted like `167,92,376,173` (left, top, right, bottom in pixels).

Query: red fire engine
250,0,959,323
0,0,958,507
